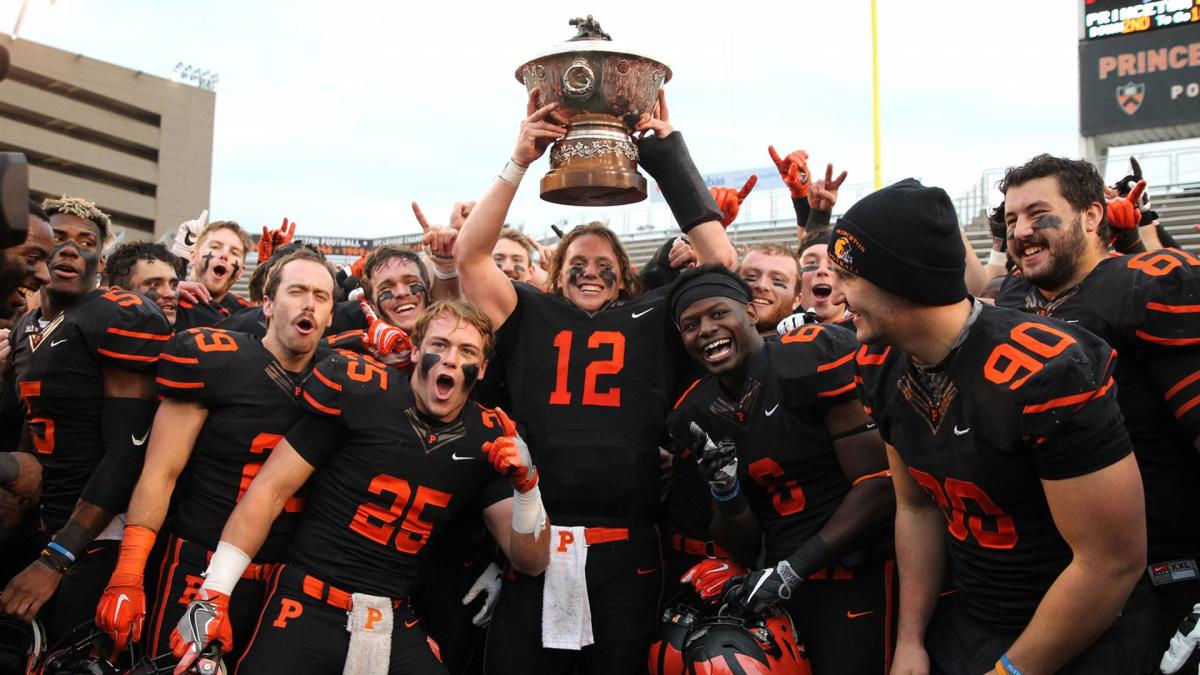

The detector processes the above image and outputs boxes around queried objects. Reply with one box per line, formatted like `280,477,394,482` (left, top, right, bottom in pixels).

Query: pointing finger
1128,179,1146,206
768,145,783,168
412,202,432,232
737,175,758,201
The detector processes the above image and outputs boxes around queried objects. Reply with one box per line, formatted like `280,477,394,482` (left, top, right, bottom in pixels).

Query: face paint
199,251,215,273
377,290,395,303
599,268,617,288
230,259,242,278
409,283,428,298
420,352,440,378
512,263,526,277
1032,214,1063,231
143,287,161,302
567,265,584,287
462,363,479,387
52,241,100,278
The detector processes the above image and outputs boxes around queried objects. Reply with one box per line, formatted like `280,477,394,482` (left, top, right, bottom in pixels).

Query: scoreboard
1084,0,1200,40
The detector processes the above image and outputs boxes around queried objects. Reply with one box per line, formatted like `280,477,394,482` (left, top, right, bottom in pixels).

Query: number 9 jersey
855,302,1132,634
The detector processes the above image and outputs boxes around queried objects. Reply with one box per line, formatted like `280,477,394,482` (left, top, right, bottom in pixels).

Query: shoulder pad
1120,249,1200,348
87,288,172,371
301,350,391,417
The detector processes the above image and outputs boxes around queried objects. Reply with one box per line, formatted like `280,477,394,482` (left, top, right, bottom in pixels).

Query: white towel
541,525,594,650
344,593,393,675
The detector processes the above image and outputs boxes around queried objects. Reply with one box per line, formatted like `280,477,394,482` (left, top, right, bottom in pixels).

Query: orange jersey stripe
673,378,701,410
325,330,362,344
852,469,892,486
107,326,171,341
1176,393,1200,419
1135,330,1200,346
313,366,343,392
159,353,199,365
1022,377,1114,414
97,348,158,363
818,382,857,398
156,377,203,389
817,350,855,373
1146,301,1200,314
303,390,340,416
1165,370,1200,400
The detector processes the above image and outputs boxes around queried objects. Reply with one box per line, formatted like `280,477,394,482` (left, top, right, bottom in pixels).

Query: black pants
237,564,444,675
485,525,662,675
146,532,275,664
780,559,897,675
926,581,1157,675
39,539,119,645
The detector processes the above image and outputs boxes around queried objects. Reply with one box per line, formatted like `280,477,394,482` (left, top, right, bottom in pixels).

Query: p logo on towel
365,608,384,631
557,530,575,552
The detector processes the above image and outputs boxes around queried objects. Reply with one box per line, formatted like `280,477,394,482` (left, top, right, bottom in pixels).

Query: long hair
546,222,643,299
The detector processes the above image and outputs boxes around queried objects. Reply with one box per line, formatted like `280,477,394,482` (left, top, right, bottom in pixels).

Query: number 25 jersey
855,303,1132,634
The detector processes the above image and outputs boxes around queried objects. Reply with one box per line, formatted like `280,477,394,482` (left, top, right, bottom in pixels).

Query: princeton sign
1079,21,1200,135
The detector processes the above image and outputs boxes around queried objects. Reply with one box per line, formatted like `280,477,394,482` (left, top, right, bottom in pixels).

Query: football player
0,196,171,641
454,88,735,674
171,300,550,674
834,179,1154,673
735,244,802,336
0,198,52,320
326,245,431,336
668,264,896,673
493,227,535,283
105,242,180,327
93,249,337,662
995,154,1200,667
174,220,253,330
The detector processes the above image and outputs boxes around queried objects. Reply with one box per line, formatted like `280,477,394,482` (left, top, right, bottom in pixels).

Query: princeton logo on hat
830,228,865,274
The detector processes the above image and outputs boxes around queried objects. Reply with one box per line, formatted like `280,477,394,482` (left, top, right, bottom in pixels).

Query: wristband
996,653,1022,675
498,158,528,186
806,208,832,230
987,250,1007,267
791,196,811,228
775,559,803,590
38,547,71,574
511,484,547,539
711,481,741,502
431,263,459,281
47,541,75,563
201,541,251,596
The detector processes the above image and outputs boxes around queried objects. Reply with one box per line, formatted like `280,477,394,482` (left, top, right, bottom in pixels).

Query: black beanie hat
826,178,967,306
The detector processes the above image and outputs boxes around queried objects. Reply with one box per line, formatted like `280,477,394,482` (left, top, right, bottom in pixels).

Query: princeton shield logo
1116,82,1145,115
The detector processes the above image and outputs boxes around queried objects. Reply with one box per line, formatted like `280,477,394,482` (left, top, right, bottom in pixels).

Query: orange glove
710,175,758,227
681,559,747,602
257,217,298,264
171,588,233,673
350,253,367,279
95,524,157,652
482,407,538,493
1106,179,1146,231
768,145,810,199
359,299,413,367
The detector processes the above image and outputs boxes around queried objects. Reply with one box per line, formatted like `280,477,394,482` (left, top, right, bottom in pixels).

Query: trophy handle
562,58,595,99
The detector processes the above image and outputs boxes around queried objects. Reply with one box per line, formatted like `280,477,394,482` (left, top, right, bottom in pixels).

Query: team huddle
0,89,1198,675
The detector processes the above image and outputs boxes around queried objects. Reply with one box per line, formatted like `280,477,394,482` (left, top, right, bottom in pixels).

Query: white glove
172,209,208,259
1161,603,1200,674
460,562,503,627
776,309,816,335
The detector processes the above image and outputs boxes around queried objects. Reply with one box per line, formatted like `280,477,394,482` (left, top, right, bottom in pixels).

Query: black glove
688,422,738,496
636,132,721,233
723,560,803,616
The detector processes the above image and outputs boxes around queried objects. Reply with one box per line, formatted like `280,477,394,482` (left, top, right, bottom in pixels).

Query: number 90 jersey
283,351,511,600
855,303,1132,634
493,283,692,526
156,327,325,562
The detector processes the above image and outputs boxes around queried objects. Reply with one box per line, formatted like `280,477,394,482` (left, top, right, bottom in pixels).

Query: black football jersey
997,249,1200,563
215,306,267,337
856,302,1131,634
669,323,861,565
175,298,231,331
328,300,368,335
494,283,692,526
11,287,171,531
157,328,325,561
284,350,510,599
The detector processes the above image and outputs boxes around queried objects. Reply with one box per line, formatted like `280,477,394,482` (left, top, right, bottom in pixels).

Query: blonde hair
546,222,642,299
498,227,535,259
41,195,113,244
410,300,496,358
196,220,253,258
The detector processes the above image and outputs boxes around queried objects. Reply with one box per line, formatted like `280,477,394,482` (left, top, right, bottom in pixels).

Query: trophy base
539,114,648,207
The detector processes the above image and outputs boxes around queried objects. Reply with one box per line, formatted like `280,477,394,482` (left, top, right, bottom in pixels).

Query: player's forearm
216,481,283,564
51,500,116,561
710,496,762,567
506,522,550,576
688,221,737,269
125,471,178,533
893,501,946,647
453,177,518,272
806,477,894,568
1004,552,1144,674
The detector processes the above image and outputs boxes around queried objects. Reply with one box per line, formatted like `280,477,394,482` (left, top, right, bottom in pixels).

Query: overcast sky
5,0,1155,239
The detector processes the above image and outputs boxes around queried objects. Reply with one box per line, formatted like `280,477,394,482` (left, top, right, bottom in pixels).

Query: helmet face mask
0,616,46,675
33,622,225,675
649,601,704,675
679,608,810,675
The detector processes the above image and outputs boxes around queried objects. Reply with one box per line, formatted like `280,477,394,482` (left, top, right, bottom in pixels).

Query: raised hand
808,164,848,212
514,88,567,167
711,175,758,227
413,201,459,264
635,88,674,139
172,209,208,259
1105,179,1146,231
768,146,810,199
667,237,697,270
359,298,413,367
449,201,476,231
482,407,538,493
257,217,298,264
688,422,738,496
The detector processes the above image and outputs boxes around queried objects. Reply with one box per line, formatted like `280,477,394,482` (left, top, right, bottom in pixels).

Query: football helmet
0,615,46,674
680,608,810,675
34,622,225,675
648,599,704,675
